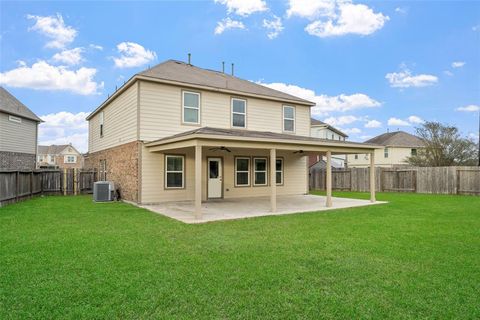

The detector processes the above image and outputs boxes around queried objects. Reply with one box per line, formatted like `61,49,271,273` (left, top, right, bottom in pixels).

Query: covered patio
143,127,381,222
140,194,385,223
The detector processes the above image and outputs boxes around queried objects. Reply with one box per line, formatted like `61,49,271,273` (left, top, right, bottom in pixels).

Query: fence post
413,170,417,193
74,168,77,195
456,168,460,195
63,168,67,196
15,171,19,202
30,171,33,197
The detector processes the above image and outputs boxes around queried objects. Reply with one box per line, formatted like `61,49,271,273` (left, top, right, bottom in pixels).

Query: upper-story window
384,148,389,158
182,91,200,124
99,112,104,137
283,105,295,132
65,155,77,163
231,98,247,128
50,155,55,163
411,148,417,156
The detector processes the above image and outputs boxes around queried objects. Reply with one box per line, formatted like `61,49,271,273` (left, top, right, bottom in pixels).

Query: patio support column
370,151,376,203
326,150,332,207
270,148,277,212
195,144,202,219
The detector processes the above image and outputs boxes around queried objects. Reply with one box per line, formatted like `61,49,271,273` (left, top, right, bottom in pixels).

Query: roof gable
0,86,42,122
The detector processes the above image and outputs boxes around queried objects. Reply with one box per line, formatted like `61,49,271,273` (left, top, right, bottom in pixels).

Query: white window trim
64,155,77,164
8,115,22,123
253,157,268,186
384,148,389,158
182,91,201,125
231,98,247,128
283,105,295,133
165,155,185,189
276,158,283,185
234,157,250,187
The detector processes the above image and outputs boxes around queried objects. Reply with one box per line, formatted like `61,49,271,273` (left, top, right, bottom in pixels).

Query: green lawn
1,193,479,319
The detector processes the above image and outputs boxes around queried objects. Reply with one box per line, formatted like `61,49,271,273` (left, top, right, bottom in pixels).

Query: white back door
208,158,222,199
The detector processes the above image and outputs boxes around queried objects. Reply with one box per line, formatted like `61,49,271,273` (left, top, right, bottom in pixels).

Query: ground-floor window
253,157,267,186
276,158,283,185
99,159,107,181
235,157,250,186
165,155,184,189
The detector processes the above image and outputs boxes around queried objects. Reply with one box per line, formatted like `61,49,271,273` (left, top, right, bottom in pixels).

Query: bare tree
406,121,478,166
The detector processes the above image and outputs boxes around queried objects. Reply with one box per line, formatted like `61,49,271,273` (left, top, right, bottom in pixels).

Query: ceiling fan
293,150,304,154
209,146,231,152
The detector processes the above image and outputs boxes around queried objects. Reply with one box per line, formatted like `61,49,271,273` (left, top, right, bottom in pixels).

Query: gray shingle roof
365,131,425,147
0,86,42,122
310,118,326,126
38,145,71,155
146,126,378,148
139,60,315,105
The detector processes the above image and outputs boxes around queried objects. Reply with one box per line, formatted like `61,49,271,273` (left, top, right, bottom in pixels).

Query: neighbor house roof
38,144,79,155
365,131,425,147
145,126,380,150
87,59,315,120
310,118,348,138
0,86,42,122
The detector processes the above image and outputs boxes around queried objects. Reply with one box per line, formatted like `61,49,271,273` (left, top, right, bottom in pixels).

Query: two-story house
347,131,425,168
37,144,84,169
0,86,42,170
309,118,348,168
86,60,379,218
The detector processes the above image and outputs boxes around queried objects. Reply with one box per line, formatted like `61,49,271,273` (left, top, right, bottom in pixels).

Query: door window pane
209,161,219,178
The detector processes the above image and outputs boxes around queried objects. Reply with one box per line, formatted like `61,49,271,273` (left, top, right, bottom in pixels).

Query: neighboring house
347,131,425,168
310,118,348,168
85,59,378,216
0,86,42,170
37,144,84,169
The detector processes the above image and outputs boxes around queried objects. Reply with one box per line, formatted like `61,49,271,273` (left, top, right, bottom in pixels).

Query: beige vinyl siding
347,147,419,168
139,81,311,142
0,112,37,154
141,145,308,204
88,84,138,153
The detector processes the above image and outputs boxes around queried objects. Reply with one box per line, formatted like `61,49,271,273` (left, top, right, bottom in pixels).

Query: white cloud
388,117,410,126
365,119,382,128
39,111,89,153
305,2,389,38
386,68,438,88
89,44,103,51
214,0,267,16
113,42,156,68
27,13,77,49
395,7,408,14
263,16,284,39
257,82,381,116
444,70,454,76
286,0,336,20
408,115,424,124
451,61,465,68
0,60,103,95
473,25,479,32
214,18,246,35
343,127,362,135
456,104,480,112
52,47,84,65
324,115,359,126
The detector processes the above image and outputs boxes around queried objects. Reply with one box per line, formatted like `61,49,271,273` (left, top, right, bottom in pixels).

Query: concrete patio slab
139,194,386,224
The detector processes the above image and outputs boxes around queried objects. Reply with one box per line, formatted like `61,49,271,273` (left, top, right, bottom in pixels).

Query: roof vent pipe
222,61,225,73
231,63,234,76
188,53,191,65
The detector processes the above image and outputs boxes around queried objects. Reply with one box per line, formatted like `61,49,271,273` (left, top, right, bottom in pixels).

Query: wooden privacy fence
310,166,480,195
0,169,96,207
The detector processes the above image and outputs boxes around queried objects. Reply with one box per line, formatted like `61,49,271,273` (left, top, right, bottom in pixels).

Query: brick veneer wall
84,141,140,202
0,151,36,170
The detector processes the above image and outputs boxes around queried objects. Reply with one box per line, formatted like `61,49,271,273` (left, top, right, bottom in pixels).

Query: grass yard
1,192,479,319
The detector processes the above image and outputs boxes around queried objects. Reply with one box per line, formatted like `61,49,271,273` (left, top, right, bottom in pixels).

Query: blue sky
1,0,479,152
